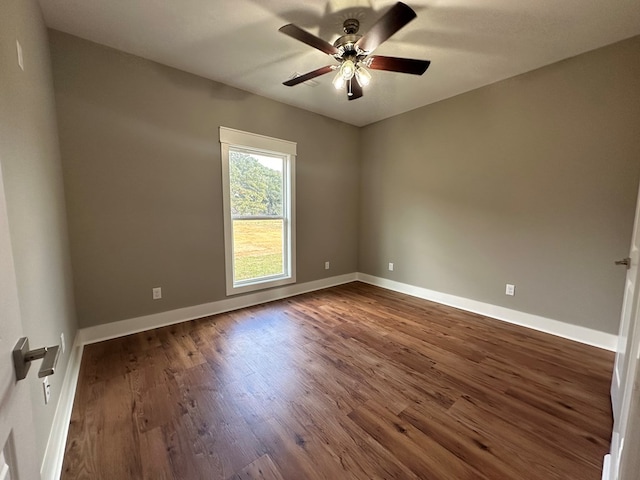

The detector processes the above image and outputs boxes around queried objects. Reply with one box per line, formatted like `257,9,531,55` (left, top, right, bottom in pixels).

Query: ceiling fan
279,2,430,101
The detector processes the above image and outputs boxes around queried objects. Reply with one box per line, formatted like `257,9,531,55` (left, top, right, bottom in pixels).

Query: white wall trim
40,333,84,480
80,273,357,345
356,273,618,351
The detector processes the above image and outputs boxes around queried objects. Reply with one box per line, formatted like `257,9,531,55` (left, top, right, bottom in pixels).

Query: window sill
226,275,296,296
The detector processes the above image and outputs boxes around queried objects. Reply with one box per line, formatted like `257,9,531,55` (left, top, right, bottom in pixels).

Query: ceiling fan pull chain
348,78,353,97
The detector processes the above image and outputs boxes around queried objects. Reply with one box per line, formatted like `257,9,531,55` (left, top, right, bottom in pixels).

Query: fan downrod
334,19,362,52
342,18,360,35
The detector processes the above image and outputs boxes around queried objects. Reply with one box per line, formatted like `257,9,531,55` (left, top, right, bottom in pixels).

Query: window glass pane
232,219,284,282
229,150,283,217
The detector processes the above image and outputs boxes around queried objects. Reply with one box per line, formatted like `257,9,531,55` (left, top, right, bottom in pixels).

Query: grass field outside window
232,219,284,282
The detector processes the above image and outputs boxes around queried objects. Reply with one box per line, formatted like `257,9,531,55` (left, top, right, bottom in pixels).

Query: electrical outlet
42,377,51,404
60,333,66,354
325,261,330,270
506,284,515,296
388,262,394,271
152,287,162,299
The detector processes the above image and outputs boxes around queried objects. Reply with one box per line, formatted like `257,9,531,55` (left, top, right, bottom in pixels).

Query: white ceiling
38,0,640,127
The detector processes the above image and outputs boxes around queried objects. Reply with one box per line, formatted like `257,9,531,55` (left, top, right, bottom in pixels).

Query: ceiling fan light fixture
340,59,356,80
332,70,346,90
355,65,371,87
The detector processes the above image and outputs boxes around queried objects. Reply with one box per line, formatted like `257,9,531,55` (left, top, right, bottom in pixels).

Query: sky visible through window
255,153,282,172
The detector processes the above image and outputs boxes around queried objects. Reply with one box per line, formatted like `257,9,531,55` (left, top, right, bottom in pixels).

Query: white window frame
219,126,296,295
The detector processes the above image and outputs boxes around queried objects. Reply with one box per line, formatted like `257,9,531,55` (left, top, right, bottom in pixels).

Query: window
220,127,296,295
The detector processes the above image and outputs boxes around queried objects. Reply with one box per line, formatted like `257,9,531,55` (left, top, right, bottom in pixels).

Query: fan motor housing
333,33,362,51
333,18,363,56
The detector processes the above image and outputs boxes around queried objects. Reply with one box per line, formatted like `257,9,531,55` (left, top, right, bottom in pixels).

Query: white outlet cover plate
16,40,24,71
42,377,50,404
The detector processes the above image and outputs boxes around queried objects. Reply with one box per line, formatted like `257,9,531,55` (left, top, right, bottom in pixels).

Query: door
0,162,39,478
616,360,640,478
611,179,640,413
607,181,640,479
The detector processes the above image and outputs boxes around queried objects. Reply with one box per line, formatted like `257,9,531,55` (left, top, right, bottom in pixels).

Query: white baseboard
79,273,357,345
602,454,612,480
80,271,617,350
45,271,616,479
356,273,618,351
40,333,84,480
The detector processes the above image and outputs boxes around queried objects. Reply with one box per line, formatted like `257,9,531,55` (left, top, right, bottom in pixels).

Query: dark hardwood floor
62,282,614,479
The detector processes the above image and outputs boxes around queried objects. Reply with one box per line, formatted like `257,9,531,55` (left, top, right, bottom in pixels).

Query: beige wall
359,35,640,334
49,31,361,328
50,29,640,337
0,0,78,463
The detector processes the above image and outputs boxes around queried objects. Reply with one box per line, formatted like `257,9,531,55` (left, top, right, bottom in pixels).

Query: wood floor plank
398,405,527,480
162,418,221,480
452,385,610,468
348,399,490,480
62,282,614,479
505,384,613,440
61,378,105,479
250,418,331,480
449,394,602,480
286,392,420,480
480,355,613,414
131,364,181,433
139,427,173,480
229,454,285,480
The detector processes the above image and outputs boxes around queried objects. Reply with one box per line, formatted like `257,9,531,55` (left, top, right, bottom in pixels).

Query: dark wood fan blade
279,24,339,56
367,56,430,75
348,79,363,101
283,66,334,86
355,2,417,53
